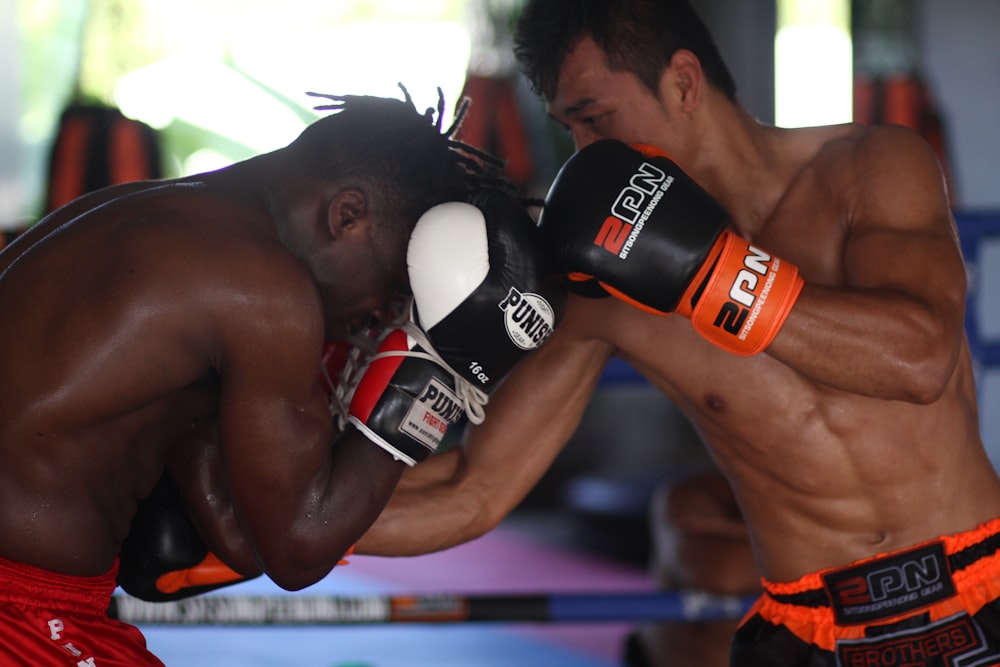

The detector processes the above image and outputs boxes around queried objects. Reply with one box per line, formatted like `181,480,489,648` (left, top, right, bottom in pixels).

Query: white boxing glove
407,188,567,418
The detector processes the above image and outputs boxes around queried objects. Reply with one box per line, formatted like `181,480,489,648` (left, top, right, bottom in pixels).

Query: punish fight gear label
498,287,556,350
823,542,956,625
398,377,462,453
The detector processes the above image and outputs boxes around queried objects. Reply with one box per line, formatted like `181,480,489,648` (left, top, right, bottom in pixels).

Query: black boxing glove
540,140,802,355
117,476,258,602
407,188,566,400
349,189,567,464
348,327,467,466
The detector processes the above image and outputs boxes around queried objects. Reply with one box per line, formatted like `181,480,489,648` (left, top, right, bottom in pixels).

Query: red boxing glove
348,329,465,466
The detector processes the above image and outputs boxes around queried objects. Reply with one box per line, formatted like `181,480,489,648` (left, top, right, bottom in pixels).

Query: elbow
470,495,508,537
901,371,950,406
447,476,509,545
262,536,354,592
270,574,314,593
265,558,325,592
891,329,960,405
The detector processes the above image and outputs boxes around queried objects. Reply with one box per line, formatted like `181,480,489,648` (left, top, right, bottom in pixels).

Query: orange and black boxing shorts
731,518,1000,666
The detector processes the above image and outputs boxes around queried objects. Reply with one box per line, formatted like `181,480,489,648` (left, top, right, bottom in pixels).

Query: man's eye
584,112,610,126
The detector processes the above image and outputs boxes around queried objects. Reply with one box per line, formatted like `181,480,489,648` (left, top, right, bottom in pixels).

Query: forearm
273,429,405,587
167,425,262,576
358,330,612,556
768,283,962,402
355,460,493,556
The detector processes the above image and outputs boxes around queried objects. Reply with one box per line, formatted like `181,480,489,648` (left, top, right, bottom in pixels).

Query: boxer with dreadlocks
0,85,565,666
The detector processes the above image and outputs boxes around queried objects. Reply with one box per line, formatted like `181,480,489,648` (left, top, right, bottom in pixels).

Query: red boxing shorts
0,555,164,666
731,517,1000,666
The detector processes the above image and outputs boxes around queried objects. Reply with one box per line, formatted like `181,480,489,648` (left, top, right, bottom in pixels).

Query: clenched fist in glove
540,139,802,356
353,187,567,463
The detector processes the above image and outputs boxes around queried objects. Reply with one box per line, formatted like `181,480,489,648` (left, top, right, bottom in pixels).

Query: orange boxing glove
677,231,803,356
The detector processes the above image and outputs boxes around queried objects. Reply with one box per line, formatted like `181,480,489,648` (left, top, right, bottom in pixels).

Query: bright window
774,0,852,128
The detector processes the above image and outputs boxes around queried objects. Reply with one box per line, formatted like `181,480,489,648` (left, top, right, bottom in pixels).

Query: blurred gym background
1,0,999,568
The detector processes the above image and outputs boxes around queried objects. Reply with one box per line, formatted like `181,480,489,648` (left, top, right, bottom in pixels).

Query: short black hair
513,0,736,102
288,85,507,238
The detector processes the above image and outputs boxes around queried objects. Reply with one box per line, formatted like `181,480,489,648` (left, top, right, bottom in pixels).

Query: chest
736,163,853,288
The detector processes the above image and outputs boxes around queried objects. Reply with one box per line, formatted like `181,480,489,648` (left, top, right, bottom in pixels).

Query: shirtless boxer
357,2,1000,665
0,89,559,666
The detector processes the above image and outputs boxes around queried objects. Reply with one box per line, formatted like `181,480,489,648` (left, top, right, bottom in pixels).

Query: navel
867,530,888,546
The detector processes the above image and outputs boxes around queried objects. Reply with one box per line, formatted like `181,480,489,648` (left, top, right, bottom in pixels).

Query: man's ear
327,188,368,240
661,49,704,113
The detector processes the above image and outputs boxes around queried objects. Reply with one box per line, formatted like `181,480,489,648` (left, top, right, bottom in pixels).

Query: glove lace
319,297,489,428
320,299,411,431
393,320,489,425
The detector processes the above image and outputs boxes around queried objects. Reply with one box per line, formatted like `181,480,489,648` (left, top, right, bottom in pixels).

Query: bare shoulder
829,124,952,231
98,184,323,340
851,124,947,183
775,123,952,246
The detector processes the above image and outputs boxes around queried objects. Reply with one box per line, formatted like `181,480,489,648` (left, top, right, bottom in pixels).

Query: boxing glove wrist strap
681,231,804,356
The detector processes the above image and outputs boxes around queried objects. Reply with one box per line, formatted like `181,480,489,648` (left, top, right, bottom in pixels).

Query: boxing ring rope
109,590,756,626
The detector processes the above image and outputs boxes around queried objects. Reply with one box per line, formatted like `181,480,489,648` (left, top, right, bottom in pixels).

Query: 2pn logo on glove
593,161,674,259
689,233,804,355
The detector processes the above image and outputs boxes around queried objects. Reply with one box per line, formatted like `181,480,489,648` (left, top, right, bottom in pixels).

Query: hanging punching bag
44,103,163,214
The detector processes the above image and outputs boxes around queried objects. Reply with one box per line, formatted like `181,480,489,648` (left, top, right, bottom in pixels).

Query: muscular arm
357,299,614,556
213,262,405,591
768,126,966,402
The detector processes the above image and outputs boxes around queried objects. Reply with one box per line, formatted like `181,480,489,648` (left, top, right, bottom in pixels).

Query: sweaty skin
358,37,1000,583
0,160,406,588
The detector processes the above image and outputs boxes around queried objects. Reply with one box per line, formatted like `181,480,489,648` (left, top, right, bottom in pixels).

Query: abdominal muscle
563,284,1000,583
669,357,999,583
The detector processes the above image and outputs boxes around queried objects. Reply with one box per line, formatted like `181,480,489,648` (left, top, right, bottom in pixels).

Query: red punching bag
44,103,163,214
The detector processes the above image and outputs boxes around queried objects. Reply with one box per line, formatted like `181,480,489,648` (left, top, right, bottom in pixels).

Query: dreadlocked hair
290,84,511,241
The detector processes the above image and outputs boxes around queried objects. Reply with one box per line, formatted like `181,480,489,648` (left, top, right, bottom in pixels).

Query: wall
921,0,1000,460
696,0,777,124
921,0,1000,211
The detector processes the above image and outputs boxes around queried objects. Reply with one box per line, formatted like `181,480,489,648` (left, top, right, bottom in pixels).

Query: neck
684,103,793,239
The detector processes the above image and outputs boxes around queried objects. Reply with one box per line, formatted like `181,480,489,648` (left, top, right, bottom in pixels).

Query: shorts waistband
0,554,119,616
764,517,1000,610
